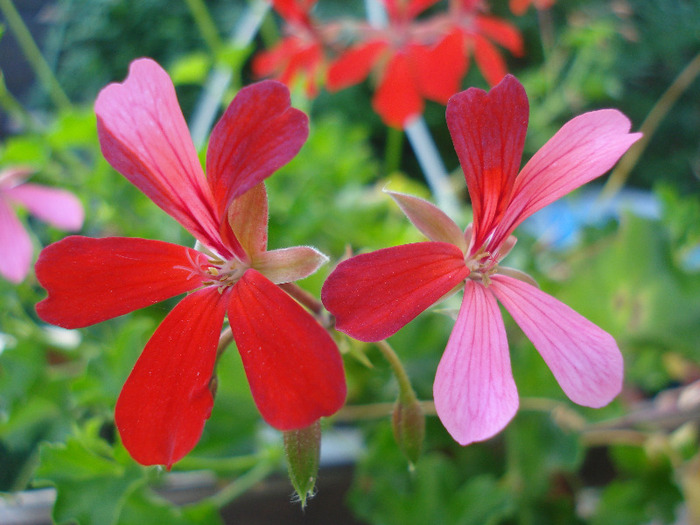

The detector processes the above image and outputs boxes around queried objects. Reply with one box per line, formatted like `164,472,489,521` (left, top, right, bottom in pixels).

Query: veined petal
374,53,424,129
95,58,223,254
327,41,388,91
36,236,208,328
495,110,642,244
115,286,227,468
490,274,623,408
409,31,468,104
446,75,528,252
228,270,346,430
6,183,83,231
386,190,467,253
226,182,268,258
206,80,308,219
0,196,32,283
434,281,518,445
321,242,470,341
253,246,328,284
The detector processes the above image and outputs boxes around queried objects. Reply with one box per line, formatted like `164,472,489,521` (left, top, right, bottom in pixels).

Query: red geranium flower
326,0,467,128
35,58,346,468
253,0,325,97
322,75,641,445
510,0,556,16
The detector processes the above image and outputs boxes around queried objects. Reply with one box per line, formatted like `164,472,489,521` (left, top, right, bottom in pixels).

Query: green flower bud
392,396,425,468
283,420,321,508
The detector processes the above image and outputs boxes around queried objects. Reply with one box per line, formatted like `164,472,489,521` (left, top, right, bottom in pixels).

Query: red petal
446,74,528,253
228,270,346,430
36,236,207,328
473,34,509,86
321,242,470,341
95,59,224,254
326,41,387,91
226,182,268,258
115,287,227,468
409,31,468,104
206,80,308,219
475,16,524,56
272,0,316,25
374,53,424,129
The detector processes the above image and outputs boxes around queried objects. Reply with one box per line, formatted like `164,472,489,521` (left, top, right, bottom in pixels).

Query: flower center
465,248,499,285
203,257,248,292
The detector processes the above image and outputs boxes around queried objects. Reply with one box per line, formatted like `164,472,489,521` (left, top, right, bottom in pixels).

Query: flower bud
283,420,321,507
392,396,425,468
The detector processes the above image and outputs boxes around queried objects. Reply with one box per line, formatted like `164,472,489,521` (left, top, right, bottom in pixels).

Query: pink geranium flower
35,58,346,468
0,167,83,283
322,75,641,445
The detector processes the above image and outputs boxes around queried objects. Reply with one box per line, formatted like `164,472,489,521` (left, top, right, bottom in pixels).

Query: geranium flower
446,0,524,86
35,58,346,468
253,0,325,97
326,0,467,128
0,167,83,283
322,75,641,445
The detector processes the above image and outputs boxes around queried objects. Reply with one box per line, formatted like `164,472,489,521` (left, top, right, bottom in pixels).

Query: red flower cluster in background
254,0,524,128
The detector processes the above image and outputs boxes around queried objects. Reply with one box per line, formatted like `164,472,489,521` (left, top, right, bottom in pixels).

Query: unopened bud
392,396,425,468
283,420,321,508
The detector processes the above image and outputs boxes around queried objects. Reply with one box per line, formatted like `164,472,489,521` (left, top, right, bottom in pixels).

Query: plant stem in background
375,339,419,407
0,0,71,111
190,0,269,149
208,459,280,509
384,126,404,175
601,51,700,200
405,117,461,220
183,0,224,56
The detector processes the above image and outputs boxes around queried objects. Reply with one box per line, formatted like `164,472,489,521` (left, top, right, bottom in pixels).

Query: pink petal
115,286,227,468
6,183,83,231
326,41,388,91
434,281,518,445
321,242,470,341
95,58,225,255
252,246,328,284
490,274,623,408
228,270,346,430
446,75,528,253
386,190,467,252
206,80,308,219
36,236,208,328
0,196,32,283
495,110,642,244
224,182,268,259
373,53,424,129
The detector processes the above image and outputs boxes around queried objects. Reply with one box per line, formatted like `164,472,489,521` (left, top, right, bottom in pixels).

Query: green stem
183,0,224,56
601,51,700,200
0,0,71,110
375,340,417,403
174,452,261,473
384,126,404,176
208,461,278,509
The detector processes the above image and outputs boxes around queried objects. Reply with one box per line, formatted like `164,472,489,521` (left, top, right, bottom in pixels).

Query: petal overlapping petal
35,236,208,328
434,281,518,445
387,190,467,252
374,53,424,128
446,75,528,252
206,80,309,219
0,196,32,283
322,242,470,341
409,31,468,104
253,246,328,284
495,110,642,244
490,274,623,408
115,286,227,468
95,58,223,254
6,183,83,231
228,270,346,430
226,183,268,258
327,41,388,91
